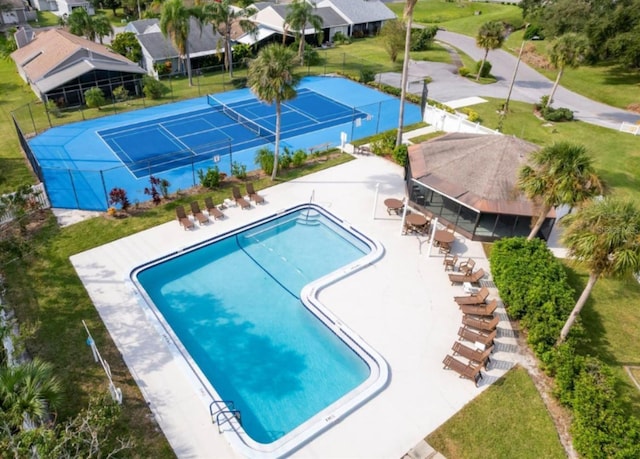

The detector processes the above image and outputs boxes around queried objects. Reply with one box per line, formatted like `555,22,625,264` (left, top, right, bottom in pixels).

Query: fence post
27,103,37,134
69,169,80,209
342,53,345,74
100,171,109,209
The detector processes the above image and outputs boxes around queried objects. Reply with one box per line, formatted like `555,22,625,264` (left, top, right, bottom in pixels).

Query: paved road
380,30,640,130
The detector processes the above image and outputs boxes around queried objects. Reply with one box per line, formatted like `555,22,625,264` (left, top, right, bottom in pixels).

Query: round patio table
406,213,428,227
434,230,455,244
384,198,404,215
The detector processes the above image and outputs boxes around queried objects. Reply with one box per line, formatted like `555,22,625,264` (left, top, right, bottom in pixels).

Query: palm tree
92,14,114,45
518,142,604,241
0,359,63,430
475,21,505,81
547,33,589,108
160,0,200,86
247,44,299,181
67,8,94,39
559,198,640,343
395,0,418,147
282,0,323,66
203,0,256,78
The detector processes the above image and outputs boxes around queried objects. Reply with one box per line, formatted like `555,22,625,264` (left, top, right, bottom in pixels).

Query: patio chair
190,201,210,225
452,341,494,369
438,241,451,254
442,354,483,387
462,313,499,332
454,286,489,306
245,183,265,205
459,258,476,276
448,267,485,285
175,205,194,230
232,186,251,209
459,299,498,317
457,326,497,347
204,197,224,220
443,254,458,271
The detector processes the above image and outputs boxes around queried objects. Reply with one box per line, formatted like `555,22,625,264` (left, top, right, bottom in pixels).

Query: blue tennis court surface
28,76,422,210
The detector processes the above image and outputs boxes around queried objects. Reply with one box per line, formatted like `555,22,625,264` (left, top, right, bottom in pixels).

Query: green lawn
427,367,566,459
388,0,524,33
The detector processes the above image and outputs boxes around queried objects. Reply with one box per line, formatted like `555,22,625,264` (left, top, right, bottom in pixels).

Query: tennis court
28,76,422,210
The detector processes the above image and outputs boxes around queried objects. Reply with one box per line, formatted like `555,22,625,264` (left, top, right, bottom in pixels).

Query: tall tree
475,21,505,81
518,142,604,241
559,198,640,342
247,44,299,181
66,9,113,44
547,32,589,107
110,31,143,63
282,0,323,66
160,0,200,86
396,0,418,147
202,0,256,78
379,19,404,63
92,14,114,44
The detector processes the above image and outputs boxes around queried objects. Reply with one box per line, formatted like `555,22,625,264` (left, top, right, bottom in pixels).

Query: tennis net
207,95,275,142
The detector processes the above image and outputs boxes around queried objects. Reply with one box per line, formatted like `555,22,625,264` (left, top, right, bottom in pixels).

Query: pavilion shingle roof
408,132,545,216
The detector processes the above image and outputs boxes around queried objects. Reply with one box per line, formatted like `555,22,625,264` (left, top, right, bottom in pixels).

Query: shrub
112,86,129,102
292,149,307,167
279,147,293,169
332,31,350,44
143,75,169,99
84,87,106,110
155,61,172,76
143,175,165,205
360,68,376,83
535,95,550,110
542,107,574,122
370,130,397,156
392,144,408,166
524,24,545,40
475,60,492,78
410,25,438,51
108,187,130,210
197,166,222,189
45,99,61,118
460,107,480,122
254,147,274,175
458,66,471,77
231,161,247,180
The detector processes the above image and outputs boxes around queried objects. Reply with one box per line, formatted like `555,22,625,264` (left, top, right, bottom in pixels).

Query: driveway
379,30,640,130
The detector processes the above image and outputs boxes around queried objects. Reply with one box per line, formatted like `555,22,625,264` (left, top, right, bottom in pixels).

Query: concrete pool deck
70,154,525,458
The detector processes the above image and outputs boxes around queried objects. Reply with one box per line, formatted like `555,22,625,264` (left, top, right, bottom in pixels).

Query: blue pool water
134,207,381,448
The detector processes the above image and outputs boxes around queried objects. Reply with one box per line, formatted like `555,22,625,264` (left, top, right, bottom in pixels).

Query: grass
427,366,566,459
388,0,524,33
562,264,640,416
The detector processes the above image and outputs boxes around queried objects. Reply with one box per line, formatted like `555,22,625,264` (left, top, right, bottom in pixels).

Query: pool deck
70,154,527,458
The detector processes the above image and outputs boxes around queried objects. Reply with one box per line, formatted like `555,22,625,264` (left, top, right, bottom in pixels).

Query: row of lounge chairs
176,185,266,230
442,263,499,387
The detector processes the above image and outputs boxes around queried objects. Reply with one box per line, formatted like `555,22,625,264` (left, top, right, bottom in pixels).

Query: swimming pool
131,204,388,457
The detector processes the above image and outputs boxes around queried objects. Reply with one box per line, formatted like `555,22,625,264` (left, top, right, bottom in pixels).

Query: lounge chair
190,201,210,225
452,341,494,369
458,327,497,347
459,299,498,317
448,267,485,285
204,197,224,220
443,254,458,271
459,258,476,276
462,313,499,332
454,286,489,305
442,354,483,386
245,183,265,204
232,186,251,209
176,205,194,230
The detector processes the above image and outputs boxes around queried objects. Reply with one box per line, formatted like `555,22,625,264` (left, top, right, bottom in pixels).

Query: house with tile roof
316,0,396,37
124,17,222,77
10,27,145,106
407,133,556,241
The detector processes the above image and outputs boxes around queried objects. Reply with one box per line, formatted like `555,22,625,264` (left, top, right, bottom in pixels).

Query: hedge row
490,237,574,361
490,237,640,457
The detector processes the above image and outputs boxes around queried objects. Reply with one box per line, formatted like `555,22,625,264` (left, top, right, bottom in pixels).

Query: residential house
11,27,145,105
125,17,222,77
1,0,37,28
54,0,94,16
315,0,395,37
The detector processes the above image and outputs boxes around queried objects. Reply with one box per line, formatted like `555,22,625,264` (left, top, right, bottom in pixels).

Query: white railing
0,183,50,225
619,122,640,136
423,105,499,135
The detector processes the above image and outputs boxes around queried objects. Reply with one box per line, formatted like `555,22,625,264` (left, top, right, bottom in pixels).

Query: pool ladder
209,400,242,434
